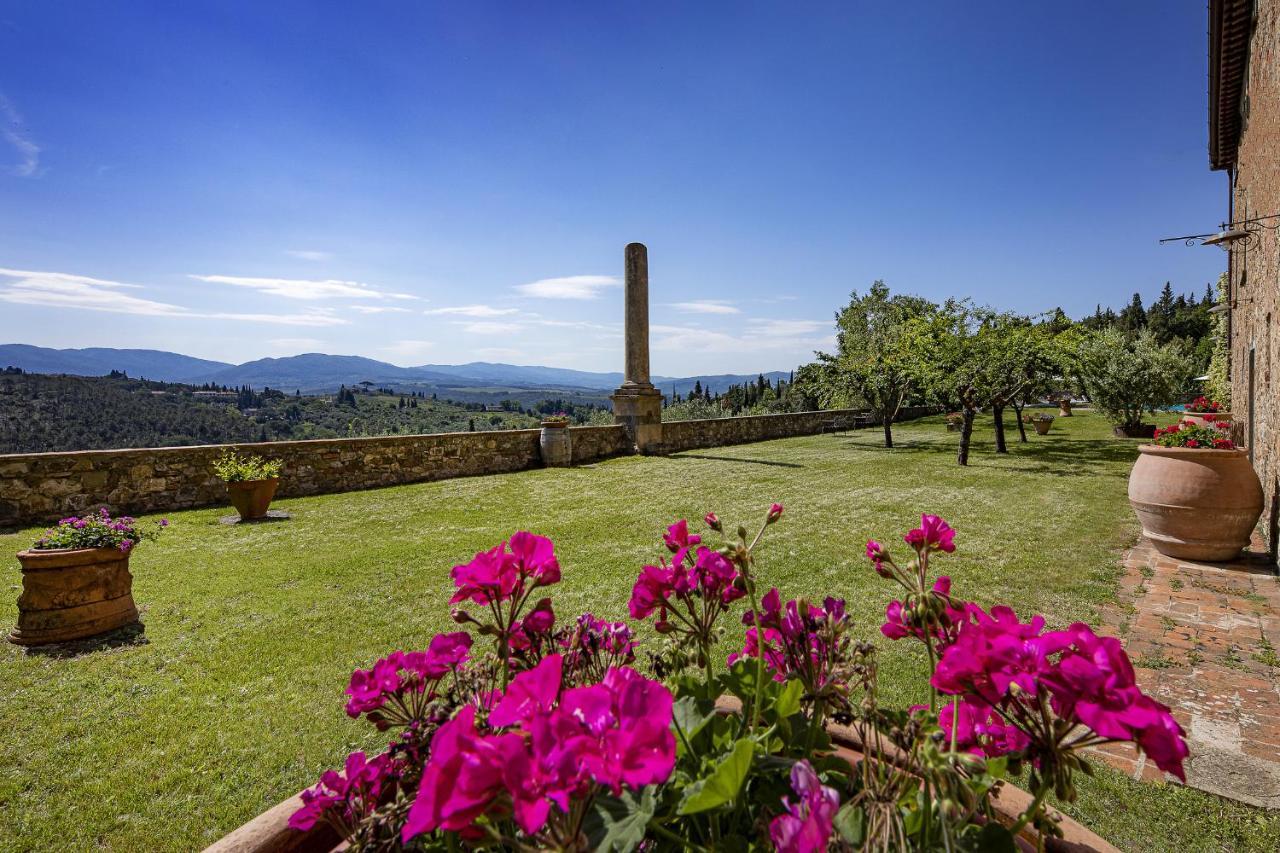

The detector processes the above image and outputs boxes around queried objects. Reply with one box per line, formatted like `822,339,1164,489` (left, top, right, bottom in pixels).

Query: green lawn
1,412,1276,851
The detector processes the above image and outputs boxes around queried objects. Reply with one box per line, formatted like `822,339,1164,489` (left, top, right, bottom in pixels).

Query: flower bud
451,608,477,625
704,512,722,532
737,525,749,542
766,502,784,524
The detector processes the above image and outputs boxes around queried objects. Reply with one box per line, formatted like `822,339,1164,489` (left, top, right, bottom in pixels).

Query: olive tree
1076,328,1193,431
803,281,936,448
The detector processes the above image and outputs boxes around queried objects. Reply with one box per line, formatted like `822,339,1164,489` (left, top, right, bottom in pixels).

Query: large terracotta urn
11,547,139,645
227,478,280,520
1128,445,1263,561
539,421,572,468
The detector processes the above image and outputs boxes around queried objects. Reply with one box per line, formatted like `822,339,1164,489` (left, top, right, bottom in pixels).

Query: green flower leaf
677,738,755,814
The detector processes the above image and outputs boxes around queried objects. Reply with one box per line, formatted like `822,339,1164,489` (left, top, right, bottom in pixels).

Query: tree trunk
1012,401,1028,442
881,413,894,448
957,408,977,466
993,402,1008,453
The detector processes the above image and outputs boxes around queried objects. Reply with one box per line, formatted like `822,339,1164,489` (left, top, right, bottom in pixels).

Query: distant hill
0,344,791,397
0,344,231,383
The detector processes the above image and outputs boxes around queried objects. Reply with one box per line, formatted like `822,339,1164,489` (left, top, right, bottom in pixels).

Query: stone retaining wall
0,409,940,528
657,406,938,454
0,425,629,528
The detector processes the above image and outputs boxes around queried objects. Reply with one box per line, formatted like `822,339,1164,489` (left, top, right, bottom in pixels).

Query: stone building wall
0,426,628,528
1228,0,1280,548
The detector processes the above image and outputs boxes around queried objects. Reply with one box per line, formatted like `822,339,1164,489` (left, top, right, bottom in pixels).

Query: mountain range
0,344,791,398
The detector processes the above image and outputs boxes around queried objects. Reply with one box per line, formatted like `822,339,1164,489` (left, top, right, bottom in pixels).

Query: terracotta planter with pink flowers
10,547,139,645
206,710,1117,853
1128,444,1263,561
1180,411,1233,430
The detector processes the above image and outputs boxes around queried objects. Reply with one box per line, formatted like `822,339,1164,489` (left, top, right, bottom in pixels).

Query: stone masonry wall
657,406,938,454
0,425,629,529
0,409,939,529
1229,0,1280,550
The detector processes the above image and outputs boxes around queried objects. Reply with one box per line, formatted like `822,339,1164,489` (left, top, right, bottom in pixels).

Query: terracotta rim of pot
206,698,1116,853
540,421,570,428
1137,444,1244,459
16,546,127,568
226,477,281,488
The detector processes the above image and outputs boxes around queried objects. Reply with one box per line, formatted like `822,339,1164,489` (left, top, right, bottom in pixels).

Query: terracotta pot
227,478,280,520
1128,444,1264,561
1113,423,1156,439
211,700,1117,853
1058,401,1073,417
539,424,572,468
1180,411,1233,430
10,547,139,645
1032,418,1053,435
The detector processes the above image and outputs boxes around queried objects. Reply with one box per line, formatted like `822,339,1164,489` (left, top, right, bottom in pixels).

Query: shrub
32,508,167,553
212,450,282,482
291,508,1187,851
1076,328,1192,430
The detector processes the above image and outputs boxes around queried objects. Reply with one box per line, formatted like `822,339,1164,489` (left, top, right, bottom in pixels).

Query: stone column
611,242,664,453
623,243,650,387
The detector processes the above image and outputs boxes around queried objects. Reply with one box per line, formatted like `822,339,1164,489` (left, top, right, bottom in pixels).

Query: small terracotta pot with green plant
214,451,284,520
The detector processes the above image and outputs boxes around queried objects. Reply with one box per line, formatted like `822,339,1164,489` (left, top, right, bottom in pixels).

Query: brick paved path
1093,537,1280,808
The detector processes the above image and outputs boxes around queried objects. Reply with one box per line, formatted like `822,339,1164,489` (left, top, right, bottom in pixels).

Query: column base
611,386,664,454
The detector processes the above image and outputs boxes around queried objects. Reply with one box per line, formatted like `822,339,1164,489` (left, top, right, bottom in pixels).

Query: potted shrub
944,411,964,432
539,413,572,468
214,509,1178,852
1128,422,1263,561
1025,412,1055,435
214,450,283,520
1076,328,1192,439
10,509,166,646
1181,395,1232,430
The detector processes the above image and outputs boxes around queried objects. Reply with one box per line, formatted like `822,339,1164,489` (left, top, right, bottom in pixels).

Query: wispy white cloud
0,94,40,178
668,300,740,315
0,267,348,326
460,321,522,335
424,304,519,317
267,337,325,350
650,318,832,354
745,318,830,337
190,274,417,301
349,304,412,314
472,347,526,360
531,318,621,334
514,275,619,300
380,340,435,361
285,250,333,262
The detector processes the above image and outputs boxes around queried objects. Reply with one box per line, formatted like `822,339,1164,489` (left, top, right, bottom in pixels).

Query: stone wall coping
0,425,635,462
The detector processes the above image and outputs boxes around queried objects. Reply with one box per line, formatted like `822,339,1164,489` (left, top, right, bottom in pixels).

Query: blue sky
0,2,1228,374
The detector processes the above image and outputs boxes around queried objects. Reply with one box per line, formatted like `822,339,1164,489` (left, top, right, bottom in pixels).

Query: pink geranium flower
904,513,956,553
768,760,839,853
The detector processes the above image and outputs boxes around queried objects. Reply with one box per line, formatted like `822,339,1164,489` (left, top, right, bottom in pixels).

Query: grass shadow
19,620,149,659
